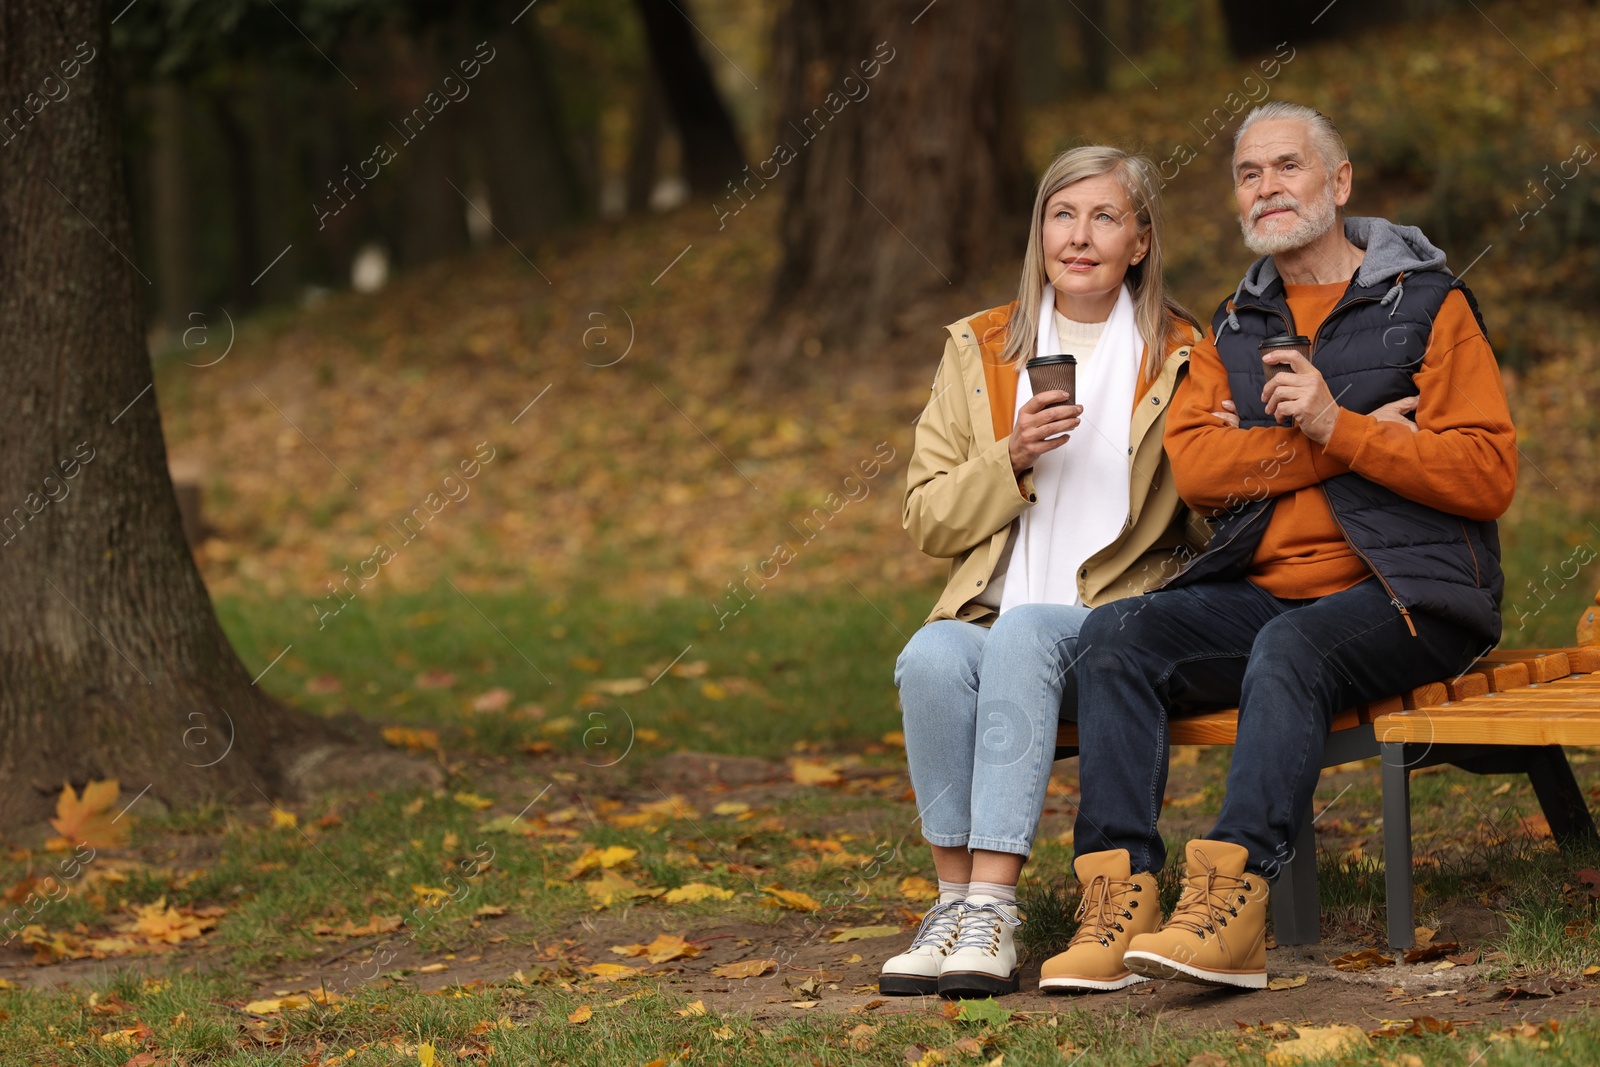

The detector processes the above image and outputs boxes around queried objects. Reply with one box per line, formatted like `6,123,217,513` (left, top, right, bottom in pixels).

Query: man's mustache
1250,196,1300,222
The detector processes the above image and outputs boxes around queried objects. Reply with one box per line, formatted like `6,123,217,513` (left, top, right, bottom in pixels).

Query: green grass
213,578,939,762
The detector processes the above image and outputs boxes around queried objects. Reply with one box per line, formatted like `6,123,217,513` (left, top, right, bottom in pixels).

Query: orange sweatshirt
1165,285,1518,599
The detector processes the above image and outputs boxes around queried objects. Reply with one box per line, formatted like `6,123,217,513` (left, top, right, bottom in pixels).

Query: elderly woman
885,145,1207,999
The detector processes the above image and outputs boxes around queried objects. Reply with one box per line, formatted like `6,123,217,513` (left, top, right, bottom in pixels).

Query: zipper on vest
1321,485,1418,637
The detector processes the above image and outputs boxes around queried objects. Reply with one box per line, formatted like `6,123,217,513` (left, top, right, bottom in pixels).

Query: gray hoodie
1223,216,1452,332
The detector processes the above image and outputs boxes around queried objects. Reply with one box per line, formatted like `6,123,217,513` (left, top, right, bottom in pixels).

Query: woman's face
1040,173,1151,318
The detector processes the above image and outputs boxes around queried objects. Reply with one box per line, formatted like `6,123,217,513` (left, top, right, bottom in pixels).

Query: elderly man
1038,101,1516,992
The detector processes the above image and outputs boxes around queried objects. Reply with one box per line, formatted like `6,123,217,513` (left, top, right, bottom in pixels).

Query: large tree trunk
633,0,746,196
753,0,1030,380
0,0,334,825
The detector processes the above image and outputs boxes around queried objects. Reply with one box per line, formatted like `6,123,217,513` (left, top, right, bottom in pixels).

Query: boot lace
950,900,1022,955
1067,873,1144,949
1164,852,1255,952
906,899,965,951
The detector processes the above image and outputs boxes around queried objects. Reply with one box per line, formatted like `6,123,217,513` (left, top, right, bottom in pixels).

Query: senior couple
886,101,1517,999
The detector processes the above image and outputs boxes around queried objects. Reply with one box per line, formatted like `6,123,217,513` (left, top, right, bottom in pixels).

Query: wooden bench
1054,637,1600,950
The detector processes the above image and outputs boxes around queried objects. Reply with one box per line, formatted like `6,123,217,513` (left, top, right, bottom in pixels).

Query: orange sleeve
1165,332,1351,513
1321,290,1517,521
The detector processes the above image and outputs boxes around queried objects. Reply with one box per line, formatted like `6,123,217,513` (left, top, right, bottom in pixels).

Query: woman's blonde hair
996,146,1198,386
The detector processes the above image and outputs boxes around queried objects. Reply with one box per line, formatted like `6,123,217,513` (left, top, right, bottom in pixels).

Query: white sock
937,880,969,902
967,880,1017,904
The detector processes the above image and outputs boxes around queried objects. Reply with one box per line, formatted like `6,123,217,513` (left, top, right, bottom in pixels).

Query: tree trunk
0,0,335,825
753,0,1030,379
208,88,261,314
147,82,198,337
624,70,665,213
388,25,470,269
468,16,586,242
1074,0,1110,93
1216,0,1402,56
633,0,746,196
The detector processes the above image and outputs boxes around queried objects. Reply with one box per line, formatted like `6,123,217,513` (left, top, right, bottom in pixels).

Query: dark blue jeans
1072,577,1486,877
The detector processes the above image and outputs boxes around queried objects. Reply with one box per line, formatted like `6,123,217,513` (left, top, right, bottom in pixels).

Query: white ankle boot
879,894,966,995
937,894,1021,998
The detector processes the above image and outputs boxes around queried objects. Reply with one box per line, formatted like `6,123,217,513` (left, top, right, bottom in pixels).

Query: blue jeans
895,603,1092,857
1072,577,1484,877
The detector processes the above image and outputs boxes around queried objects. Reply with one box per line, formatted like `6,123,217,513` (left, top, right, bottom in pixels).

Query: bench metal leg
1524,745,1599,849
1381,741,1415,950
1269,803,1321,945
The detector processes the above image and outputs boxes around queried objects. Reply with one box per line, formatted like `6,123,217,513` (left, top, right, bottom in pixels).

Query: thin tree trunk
753,0,1029,380
147,82,197,336
468,16,585,242
633,0,745,195
625,70,665,212
208,88,261,313
0,0,334,824
389,25,470,268
1074,0,1110,92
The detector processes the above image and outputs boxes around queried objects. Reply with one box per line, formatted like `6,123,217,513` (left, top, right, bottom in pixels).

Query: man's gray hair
1234,101,1349,174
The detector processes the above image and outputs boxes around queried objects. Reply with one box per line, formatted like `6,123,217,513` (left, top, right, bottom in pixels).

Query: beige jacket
904,303,1210,627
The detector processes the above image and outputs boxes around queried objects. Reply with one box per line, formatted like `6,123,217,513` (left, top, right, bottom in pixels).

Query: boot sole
1123,950,1267,989
1038,972,1150,993
937,969,1019,998
878,973,939,996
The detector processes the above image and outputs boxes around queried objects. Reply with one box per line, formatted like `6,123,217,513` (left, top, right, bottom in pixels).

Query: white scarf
998,284,1139,613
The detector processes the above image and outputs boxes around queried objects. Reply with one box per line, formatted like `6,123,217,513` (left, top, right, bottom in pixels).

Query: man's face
1233,119,1348,255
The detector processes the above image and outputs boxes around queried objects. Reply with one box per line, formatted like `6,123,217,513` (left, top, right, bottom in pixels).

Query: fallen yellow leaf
382,726,440,753
662,883,735,904
128,897,221,944
582,963,640,980
584,869,665,908
1264,1025,1370,1064
763,886,822,912
417,1042,436,1067
711,802,751,816
567,1004,593,1024
899,876,938,902
1266,974,1308,990
789,759,842,786
48,779,128,849
591,678,648,695
711,959,777,979
609,933,703,963
675,999,707,1017
453,792,495,810
566,845,638,879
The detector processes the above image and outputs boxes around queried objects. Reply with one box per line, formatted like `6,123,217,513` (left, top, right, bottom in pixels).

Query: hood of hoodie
1239,216,1449,296
1224,216,1451,331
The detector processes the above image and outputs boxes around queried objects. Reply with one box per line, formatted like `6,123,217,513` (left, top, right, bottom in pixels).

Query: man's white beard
1240,184,1338,256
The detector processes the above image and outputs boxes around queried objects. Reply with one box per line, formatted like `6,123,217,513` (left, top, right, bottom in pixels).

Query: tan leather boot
1038,849,1160,993
1123,839,1269,989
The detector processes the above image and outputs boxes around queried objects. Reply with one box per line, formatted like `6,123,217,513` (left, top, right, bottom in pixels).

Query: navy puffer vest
1161,268,1504,644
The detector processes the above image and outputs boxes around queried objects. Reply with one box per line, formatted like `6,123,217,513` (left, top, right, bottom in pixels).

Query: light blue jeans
894,603,1092,857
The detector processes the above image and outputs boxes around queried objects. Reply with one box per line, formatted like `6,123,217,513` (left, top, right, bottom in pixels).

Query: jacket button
1080,568,1088,578
1151,396,1161,404
1127,446,1133,455
1028,494,1036,502
976,580,984,586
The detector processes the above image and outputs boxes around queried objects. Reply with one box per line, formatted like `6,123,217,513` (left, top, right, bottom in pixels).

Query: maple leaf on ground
609,933,702,963
126,897,222,945
48,779,128,849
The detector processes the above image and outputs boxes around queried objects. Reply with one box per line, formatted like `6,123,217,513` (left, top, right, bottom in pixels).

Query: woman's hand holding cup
1010,393,1082,474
